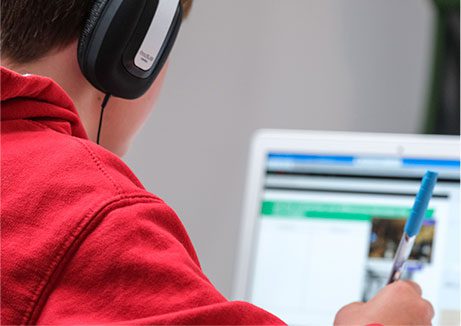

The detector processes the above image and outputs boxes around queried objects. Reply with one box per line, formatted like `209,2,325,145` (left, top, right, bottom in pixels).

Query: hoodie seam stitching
23,194,161,325
19,121,123,196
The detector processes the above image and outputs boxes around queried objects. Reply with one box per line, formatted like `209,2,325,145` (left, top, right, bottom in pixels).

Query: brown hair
1,0,192,64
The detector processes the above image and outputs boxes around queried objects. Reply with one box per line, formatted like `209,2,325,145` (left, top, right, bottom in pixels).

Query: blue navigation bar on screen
268,153,460,169
268,154,354,165
402,158,460,168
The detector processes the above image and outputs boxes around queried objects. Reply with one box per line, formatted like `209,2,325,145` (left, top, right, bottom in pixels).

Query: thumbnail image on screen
363,216,436,301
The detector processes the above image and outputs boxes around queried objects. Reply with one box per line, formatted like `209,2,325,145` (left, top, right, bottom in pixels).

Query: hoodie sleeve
36,196,285,325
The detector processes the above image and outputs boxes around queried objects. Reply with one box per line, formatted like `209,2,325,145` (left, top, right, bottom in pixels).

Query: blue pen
387,171,438,284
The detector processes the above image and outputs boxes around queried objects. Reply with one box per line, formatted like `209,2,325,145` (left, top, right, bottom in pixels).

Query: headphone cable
96,93,112,145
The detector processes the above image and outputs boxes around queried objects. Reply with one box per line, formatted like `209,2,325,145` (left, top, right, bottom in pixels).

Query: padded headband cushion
78,0,109,66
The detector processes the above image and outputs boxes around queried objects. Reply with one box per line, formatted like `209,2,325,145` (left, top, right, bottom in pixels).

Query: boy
1,0,434,324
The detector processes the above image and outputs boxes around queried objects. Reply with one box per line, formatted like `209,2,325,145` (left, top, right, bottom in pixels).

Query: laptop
233,130,460,325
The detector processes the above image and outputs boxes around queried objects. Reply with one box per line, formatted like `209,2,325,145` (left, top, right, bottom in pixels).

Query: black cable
96,94,112,145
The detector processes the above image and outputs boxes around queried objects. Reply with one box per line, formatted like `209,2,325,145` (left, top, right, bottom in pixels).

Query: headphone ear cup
78,0,109,70
77,0,182,99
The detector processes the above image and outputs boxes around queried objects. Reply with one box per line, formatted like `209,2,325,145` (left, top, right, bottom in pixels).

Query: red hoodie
0,67,284,325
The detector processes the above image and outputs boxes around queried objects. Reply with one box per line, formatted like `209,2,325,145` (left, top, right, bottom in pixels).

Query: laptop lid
234,130,460,325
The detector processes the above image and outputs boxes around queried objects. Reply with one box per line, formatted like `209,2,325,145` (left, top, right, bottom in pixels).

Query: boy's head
1,0,193,156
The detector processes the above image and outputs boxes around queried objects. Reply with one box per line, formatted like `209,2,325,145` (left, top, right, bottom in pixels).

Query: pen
387,170,438,284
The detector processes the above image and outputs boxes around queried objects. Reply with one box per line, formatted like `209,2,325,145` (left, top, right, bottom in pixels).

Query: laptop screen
247,153,460,325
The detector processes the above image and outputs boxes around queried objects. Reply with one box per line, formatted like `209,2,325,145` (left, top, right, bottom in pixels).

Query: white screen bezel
232,129,460,300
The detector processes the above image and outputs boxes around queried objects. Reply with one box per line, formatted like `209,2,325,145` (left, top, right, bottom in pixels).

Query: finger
345,301,365,310
422,299,435,320
334,302,365,325
335,302,364,317
400,280,423,296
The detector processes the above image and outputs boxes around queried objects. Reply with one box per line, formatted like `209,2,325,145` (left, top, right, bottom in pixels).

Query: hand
334,281,434,325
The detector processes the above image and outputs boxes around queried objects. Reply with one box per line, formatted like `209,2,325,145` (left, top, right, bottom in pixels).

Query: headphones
78,0,183,99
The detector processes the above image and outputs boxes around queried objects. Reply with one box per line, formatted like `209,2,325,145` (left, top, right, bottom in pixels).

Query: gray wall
125,0,434,297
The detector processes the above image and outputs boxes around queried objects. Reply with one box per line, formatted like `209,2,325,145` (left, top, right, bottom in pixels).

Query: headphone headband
134,0,179,73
